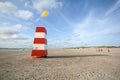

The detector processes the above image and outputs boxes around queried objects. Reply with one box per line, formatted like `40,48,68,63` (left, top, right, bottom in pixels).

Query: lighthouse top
36,27,47,34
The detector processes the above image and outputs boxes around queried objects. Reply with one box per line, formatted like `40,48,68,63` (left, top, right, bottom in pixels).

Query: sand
0,48,120,80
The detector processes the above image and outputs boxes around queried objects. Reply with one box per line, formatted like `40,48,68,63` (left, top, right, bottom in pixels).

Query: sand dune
0,48,120,80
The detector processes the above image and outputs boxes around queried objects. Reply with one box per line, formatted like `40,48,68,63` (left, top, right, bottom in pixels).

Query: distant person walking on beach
101,49,103,52
98,49,100,52
98,48,103,52
108,48,110,52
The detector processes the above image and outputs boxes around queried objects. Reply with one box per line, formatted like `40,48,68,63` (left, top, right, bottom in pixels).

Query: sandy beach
0,48,120,80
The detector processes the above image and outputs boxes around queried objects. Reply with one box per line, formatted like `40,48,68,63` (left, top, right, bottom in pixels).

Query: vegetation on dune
64,46,120,49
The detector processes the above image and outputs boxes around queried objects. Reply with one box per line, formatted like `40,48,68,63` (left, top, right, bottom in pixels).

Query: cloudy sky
0,0,120,48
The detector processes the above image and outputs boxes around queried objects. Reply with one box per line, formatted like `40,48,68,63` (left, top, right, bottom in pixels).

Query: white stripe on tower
34,32,46,38
33,44,47,50
31,27,47,57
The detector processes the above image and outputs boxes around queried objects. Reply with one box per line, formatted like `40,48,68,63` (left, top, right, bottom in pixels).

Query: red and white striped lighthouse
31,27,47,58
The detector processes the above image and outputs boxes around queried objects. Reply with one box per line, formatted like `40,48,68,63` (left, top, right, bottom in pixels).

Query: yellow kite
41,10,48,17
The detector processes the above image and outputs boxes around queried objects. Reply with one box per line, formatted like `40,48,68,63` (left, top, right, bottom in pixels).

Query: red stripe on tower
34,38,47,44
31,27,47,57
36,27,47,33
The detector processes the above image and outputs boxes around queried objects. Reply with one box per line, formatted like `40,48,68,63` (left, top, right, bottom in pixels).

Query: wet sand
0,48,120,80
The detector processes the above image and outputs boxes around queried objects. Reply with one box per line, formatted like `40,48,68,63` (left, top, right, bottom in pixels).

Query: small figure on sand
108,48,110,52
98,49,100,52
101,49,103,52
98,48,103,52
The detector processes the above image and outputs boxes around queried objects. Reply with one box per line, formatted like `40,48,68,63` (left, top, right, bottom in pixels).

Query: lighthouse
31,27,47,58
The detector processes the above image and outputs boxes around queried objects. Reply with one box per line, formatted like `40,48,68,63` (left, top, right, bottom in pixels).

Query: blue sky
0,0,120,48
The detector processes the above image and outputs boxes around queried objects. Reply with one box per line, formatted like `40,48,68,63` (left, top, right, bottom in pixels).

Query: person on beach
108,48,110,52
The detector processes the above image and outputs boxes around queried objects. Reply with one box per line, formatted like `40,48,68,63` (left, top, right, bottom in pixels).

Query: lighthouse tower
31,27,47,58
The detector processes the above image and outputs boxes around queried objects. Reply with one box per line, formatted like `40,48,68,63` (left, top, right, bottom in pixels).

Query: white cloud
105,0,120,16
0,1,33,20
16,10,33,20
58,11,73,27
0,27,19,40
24,1,31,8
0,23,33,48
74,12,93,36
0,24,29,40
33,0,62,12
0,1,17,14
14,24,23,29
99,26,120,35
72,11,120,46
